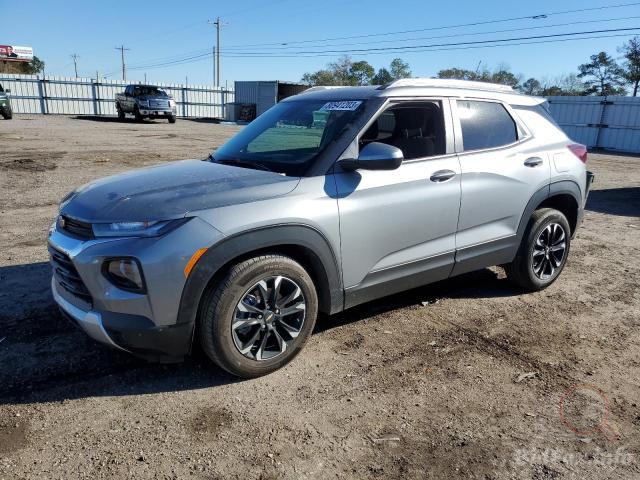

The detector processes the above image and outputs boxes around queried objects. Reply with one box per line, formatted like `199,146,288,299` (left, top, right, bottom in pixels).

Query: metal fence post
36,75,48,114
182,85,187,118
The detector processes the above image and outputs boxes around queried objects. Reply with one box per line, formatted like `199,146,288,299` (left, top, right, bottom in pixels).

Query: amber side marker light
184,247,208,278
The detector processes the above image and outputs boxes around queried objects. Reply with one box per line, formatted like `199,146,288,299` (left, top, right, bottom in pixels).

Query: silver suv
49,79,594,377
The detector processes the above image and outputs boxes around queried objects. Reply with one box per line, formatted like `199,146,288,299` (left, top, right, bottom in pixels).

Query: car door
335,99,462,308
451,98,551,275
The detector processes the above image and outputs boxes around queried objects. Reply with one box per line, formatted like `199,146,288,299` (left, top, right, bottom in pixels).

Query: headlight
138,100,149,107
104,258,145,292
168,99,176,107
92,218,189,238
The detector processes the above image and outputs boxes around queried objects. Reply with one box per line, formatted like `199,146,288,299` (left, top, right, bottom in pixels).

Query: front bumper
48,216,222,359
52,278,126,351
139,106,176,116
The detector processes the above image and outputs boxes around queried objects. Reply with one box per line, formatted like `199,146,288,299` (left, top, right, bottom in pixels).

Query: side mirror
339,142,403,171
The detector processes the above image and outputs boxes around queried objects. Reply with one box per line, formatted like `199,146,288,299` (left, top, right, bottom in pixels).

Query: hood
139,94,171,101
61,160,300,223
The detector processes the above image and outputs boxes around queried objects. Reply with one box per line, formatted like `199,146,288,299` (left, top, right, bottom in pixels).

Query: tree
620,36,640,97
24,56,45,74
302,56,409,86
389,58,411,80
436,65,521,88
436,67,477,81
521,78,542,95
349,60,375,86
577,52,626,96
372,67,393,85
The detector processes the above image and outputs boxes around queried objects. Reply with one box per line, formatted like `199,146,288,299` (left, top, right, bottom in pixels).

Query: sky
2,0,640,86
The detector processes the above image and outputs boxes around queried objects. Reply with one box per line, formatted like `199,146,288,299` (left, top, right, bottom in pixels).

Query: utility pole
115,45,130,81
71,54,80,77
208,17,225,87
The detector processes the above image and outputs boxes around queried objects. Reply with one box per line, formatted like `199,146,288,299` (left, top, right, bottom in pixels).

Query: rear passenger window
457,100,518,151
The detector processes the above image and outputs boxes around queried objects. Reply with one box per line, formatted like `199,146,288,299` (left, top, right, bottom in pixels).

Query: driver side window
360,101,446,160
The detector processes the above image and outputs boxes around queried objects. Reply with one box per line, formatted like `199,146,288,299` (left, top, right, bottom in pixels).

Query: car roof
288,78,544,107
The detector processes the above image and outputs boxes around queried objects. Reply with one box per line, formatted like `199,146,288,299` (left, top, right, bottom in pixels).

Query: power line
220,1,640,49
214,27,640,56
217,32,640,58
105,29,640,75
222,15,640,51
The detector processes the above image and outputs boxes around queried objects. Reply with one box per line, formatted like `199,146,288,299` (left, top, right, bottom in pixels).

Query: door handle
430,170,456,183
524,157,544,167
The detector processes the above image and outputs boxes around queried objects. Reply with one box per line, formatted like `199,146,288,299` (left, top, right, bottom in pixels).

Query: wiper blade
217,158,273,172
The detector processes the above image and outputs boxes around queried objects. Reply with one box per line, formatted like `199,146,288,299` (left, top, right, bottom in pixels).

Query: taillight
567,143,588,163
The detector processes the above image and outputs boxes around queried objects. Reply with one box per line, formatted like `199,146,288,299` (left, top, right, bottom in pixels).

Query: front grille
61,215,94,239
48,245,93,305
149,99,169,109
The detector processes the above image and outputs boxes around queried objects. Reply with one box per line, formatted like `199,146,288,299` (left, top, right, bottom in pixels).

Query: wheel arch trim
176,223,343,341
516,180,582,244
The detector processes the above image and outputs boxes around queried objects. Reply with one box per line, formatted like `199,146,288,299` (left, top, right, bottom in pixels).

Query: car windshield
212,99,366,176
136,86,167,96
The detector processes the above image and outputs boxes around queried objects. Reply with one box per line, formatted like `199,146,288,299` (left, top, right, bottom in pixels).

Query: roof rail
381,78,515,93
301,86,347,93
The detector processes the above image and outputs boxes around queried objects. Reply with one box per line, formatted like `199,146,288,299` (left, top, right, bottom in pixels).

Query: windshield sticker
320,101,362,111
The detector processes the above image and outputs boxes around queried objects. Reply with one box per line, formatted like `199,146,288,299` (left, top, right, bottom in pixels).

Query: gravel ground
0,115,639,479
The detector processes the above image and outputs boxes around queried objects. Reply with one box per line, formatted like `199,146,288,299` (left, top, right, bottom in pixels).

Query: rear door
451,98,551,275
336,99,462,307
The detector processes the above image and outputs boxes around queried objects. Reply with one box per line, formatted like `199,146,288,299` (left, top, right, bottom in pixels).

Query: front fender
176,224,343,333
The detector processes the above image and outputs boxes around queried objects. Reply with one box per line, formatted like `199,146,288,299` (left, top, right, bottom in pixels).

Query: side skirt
343,252,454,309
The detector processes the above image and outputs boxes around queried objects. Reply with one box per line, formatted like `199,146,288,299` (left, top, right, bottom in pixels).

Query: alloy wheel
532,222,567,280
231,275,306,361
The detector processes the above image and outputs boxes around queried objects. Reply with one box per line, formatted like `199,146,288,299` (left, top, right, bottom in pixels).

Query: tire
116,103,125,121
505,208,571,291
1,106,11,119
168,115,176,124
199,254,318,378
133,106,143,122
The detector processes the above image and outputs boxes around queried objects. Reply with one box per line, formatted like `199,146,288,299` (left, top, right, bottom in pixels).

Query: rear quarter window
457,100,518,151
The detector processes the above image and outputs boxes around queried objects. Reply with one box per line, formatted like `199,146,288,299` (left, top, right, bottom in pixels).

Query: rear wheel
505,208,571,291
1,106,11,119
199,255,318,378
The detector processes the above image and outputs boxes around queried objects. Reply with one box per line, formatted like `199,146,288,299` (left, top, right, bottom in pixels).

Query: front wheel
168,115,176,124
133,106,143,122
199,255,318,378
505,208,571,291
116,103,125,121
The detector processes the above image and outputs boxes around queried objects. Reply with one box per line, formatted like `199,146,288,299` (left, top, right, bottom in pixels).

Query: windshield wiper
217,158,274,173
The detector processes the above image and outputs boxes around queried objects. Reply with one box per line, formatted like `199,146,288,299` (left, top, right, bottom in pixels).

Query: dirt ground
0,114,639,479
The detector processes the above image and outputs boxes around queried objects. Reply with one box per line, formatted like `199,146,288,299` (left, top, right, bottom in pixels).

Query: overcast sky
3,0,640,85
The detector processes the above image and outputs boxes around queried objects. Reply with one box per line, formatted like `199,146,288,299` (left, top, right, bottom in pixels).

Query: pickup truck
0,83,12,119
115,84,177,123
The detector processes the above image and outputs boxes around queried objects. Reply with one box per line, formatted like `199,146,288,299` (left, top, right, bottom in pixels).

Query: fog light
104,258,145,292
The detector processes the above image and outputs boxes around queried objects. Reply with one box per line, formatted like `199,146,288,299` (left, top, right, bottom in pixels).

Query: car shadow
0,261,517,406
317,268,520,333
72,115,173,124
586,187,640,217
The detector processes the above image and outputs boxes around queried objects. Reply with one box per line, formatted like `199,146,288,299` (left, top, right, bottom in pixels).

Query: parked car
49,79,594,378
0,83,12,119
115,84,176,123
